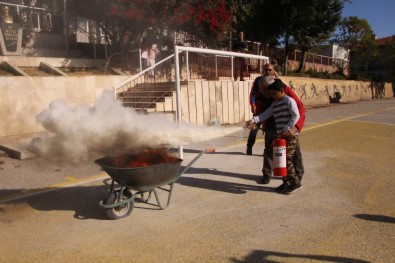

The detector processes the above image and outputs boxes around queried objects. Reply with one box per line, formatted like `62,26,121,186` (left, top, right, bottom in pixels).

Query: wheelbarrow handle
178,150,206,177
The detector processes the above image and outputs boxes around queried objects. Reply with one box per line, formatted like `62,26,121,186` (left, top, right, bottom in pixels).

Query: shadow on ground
231,249,370,263
0,163,282,220
354,213,395,224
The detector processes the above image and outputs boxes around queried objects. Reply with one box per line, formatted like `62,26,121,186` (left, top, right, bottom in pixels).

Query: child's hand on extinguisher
280,126,298,138
278,131,288,138
279,130,292,138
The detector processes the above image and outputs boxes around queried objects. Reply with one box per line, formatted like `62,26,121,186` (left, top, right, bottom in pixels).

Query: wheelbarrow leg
139,191,153,203
152,183,175,210
150,150,206,210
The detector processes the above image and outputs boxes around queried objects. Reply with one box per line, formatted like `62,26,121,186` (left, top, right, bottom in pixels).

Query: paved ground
0,98,394,262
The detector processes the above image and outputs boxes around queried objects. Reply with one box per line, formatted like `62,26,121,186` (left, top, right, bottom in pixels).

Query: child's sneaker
283,183,303,194
274,183,287,192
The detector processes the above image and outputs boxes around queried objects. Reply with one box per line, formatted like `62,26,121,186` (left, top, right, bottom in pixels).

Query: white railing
113,46,269,100
0,2,49,32
112,46,269,159
289,49,349,69
172,46,269,120
174,46,268,158
113,52,177,99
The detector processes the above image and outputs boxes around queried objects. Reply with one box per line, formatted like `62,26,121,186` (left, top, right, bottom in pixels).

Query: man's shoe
283,183,303,194
261,175,271,184
246,147,252,155
274,183,287,192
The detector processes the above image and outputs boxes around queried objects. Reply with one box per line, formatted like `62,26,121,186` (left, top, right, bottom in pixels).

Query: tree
242,0,343,75
333,16,377,79
242,0,284,51
292,0,343,73
68,0,233,53
242,0,294,74
390,38,395,84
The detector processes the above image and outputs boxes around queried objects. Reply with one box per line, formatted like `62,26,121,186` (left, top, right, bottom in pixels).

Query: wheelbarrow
95,149,208,220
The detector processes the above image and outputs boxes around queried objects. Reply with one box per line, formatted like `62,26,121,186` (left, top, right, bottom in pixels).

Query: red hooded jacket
250,78,305,132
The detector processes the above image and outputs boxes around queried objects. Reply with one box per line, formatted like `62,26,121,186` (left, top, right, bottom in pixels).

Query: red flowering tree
68,0,232,52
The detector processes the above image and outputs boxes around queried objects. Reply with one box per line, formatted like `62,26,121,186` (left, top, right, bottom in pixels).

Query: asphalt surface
0,98,394,262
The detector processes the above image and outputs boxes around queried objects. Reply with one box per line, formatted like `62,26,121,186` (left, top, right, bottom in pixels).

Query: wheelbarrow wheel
104,191,134,220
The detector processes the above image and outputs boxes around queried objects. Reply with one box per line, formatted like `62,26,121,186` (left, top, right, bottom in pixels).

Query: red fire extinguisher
273,138,287,177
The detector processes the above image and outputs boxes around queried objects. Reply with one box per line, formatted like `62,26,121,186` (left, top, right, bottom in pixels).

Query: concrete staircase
117,81,188,113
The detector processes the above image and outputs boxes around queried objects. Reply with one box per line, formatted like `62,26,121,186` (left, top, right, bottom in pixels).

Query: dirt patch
58,67,117,76
0,67,119,76
0,68,16,76
19,67,54,76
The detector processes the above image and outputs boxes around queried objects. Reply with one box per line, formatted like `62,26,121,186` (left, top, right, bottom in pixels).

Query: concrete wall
280,76,385,107
0,75,393,137
176,77,393,125
0,76,130,137
0,56,105,68
179,81,251,125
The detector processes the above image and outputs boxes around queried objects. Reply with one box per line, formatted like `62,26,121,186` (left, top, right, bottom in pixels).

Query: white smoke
27,91,241,162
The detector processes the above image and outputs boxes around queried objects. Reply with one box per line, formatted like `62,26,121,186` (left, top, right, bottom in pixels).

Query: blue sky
342,0,395,38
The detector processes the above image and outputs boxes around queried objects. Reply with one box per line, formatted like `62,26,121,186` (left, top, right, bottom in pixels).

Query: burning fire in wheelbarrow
27,91,234,219
96,147,216,220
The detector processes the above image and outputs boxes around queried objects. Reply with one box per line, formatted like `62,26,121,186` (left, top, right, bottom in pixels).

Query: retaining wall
178,77,393,125
0,76,393,137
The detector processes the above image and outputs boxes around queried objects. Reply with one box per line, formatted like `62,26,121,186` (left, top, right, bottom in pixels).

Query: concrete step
118,91,173,100
134,81,187,88
22,48,88,58
136,108,156,113
122,101,157,107
0,133,44,160
120,89,174,94
120,97,167,103
125,86,175,93
117,81,185,113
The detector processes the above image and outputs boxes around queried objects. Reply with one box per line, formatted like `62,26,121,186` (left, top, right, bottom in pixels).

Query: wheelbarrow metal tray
95,156,183,192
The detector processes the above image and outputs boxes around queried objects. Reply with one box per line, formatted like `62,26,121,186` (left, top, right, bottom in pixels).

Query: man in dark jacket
246,63,277,155
232,31,248,81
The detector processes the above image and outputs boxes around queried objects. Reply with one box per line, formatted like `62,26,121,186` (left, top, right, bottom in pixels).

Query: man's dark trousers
247,123,261,149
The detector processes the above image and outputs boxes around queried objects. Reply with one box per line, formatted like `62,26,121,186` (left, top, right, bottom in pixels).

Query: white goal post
173,46,269,158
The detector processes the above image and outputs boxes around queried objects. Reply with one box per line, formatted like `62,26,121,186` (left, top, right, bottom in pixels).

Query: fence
0,1,52,32
111,46,269,158
288,50,349,69
172,46,268,121
113,47,269,105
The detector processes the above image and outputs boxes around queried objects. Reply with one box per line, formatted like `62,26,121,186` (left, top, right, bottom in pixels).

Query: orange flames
109,148,179,168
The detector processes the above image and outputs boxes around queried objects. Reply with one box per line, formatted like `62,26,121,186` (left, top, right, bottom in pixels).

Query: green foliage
227,0,254,35
242,1,285,46
288,0,344,72
286,68,347,80
333,16,377,80
68,0,233,52
62,0,384,81
334,16,375,51
242,0,343,75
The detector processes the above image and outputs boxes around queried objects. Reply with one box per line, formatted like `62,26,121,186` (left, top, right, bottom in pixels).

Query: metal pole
113,87,117,101
215,55,218,79
231,57,234,80
63,0,69,57
93,42,96,59
139,48,142,72
174,46,183,159
186,51,189,82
